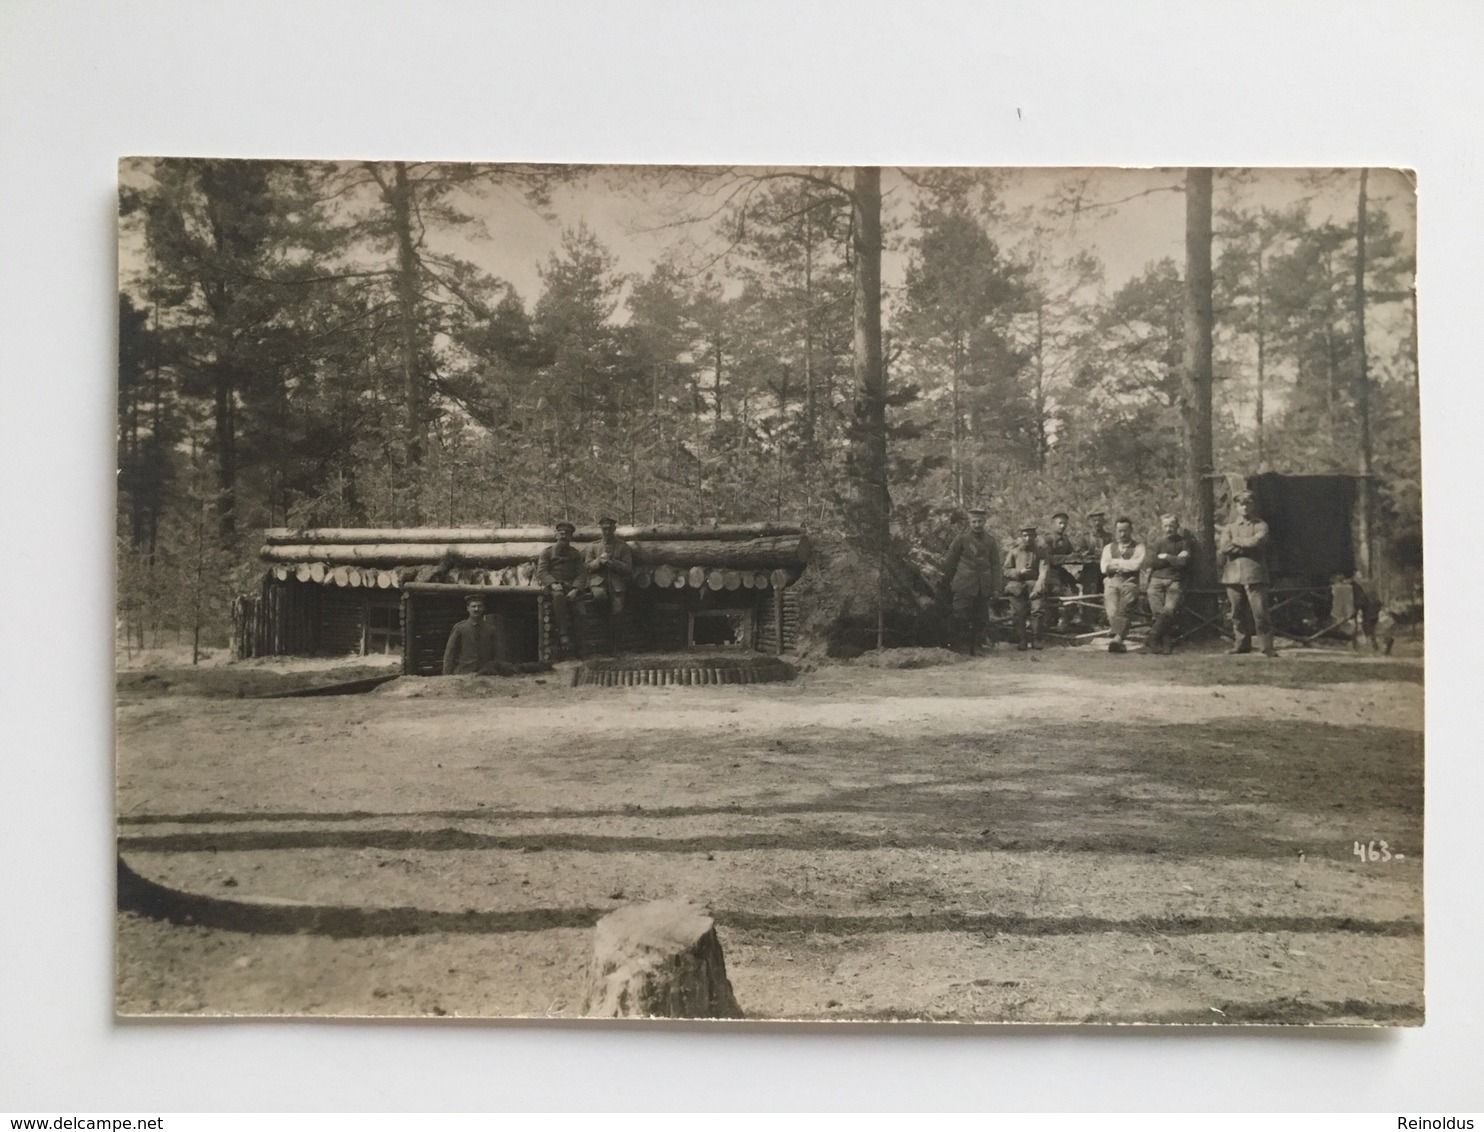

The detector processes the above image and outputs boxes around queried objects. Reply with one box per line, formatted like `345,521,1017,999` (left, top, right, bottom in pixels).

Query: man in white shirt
1099,517,1146,653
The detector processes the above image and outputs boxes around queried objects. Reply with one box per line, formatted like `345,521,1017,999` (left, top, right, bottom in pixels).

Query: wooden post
774,588,785,656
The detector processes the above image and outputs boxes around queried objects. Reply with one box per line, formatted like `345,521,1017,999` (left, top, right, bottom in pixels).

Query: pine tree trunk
1182,168,1217,585
389,162,424,466
850,167,889,551
1354,168,1374,577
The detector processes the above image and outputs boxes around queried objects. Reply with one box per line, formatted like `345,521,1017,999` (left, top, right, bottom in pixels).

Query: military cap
1233,490,1256,505
1086,509,1107,519
597,515,618,526
554,520,576,534
464,592,485,605
1019,524,1038,535
966,506,988,516
1052,511,1069,521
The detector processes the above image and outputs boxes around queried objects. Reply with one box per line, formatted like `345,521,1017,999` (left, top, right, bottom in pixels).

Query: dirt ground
114,638,1424,1025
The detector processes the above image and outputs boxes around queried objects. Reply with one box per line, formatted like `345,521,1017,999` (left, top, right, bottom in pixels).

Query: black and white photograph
113,159,1422,1025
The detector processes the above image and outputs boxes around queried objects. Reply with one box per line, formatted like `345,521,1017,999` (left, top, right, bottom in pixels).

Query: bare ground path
115,645,1424,1023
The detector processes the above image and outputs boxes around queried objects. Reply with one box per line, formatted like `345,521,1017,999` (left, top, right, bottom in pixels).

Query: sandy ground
115,641,1424,1025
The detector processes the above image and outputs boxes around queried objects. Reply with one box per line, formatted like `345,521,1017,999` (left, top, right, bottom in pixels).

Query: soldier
536,520,589,654
1145,513,1194,655
442,593,506,675
1041,511,1080,632
940,506,1001,655
1099,516,1145,653
1079,510,1113,598
584,515,634,648
1218,490,1278,657
1003,525,1048,651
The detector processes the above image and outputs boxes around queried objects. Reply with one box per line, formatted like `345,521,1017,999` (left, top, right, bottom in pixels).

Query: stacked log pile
260,525,811,589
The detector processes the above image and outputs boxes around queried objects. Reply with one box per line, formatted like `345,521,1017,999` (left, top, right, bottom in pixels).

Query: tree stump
581,899,743,1019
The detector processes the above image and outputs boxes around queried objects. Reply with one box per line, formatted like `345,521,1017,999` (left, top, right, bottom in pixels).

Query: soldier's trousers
548,588,579,646
951,591,990,653
1004,584,1043,645
1103,577,1140,641
1225,583,1272,643
1045,568,1080,630
1146,577,1184,650
589,582,625,617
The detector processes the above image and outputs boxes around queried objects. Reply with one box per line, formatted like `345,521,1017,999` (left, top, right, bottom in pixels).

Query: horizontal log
401,583,546,595
260,533,812,571
263,523,802,546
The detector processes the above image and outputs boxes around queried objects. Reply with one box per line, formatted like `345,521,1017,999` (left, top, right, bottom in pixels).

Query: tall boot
1259,633,1278,658
1147,614,1169,654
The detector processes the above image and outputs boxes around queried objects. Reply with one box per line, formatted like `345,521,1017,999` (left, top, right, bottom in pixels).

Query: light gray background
1,0,1479,1111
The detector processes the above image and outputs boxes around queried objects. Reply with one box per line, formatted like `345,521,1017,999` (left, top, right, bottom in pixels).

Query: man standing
1145,513,1193,654
1079,510,1113,600
1099,517,1146,653
584,515,634,648
536,520,589,654
1041,511,1080,632
442,593,505,675
940,506,1001,655
1218,490,1278,657
1003,525,1048,651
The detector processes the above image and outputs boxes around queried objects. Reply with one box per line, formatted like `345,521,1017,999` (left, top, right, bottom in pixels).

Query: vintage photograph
114,161,1422,1024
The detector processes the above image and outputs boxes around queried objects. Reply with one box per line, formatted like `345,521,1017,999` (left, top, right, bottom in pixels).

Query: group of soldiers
442,517,634,674
940,490,1277,657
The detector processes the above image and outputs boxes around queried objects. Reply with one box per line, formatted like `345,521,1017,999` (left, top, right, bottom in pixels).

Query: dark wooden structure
233,524,811,673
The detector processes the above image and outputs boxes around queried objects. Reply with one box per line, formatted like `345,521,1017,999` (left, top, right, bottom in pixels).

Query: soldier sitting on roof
536,520,589,654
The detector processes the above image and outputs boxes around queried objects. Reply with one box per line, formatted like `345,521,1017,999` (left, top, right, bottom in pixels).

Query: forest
115,162,1420,651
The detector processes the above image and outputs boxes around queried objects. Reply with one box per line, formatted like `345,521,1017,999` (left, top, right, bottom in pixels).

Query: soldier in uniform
442,593,506,675
584,515,634,649
1079,510,1113,600
940,506,1001,655
1003,525,1048,651
536,520,589,654
1218,490,1278,657
1145,512,1193,655
1041,511,1080,632
1099,516,1146,653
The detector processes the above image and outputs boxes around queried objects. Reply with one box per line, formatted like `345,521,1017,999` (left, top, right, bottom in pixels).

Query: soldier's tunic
1079,525,1113,595
1002,544,1048,646
442,616,505,675
536,542,589,646
1218,517,1273,649
941,529,1002,652
1099,537,1146,642
584,536,635,615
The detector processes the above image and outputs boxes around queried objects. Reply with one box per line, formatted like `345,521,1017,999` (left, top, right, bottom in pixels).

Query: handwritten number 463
1353,840,1404,862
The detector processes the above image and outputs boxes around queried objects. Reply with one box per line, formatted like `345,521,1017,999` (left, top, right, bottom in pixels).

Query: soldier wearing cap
1003,524,1049,651
1041,511,1081,632
584,516,635,644
1218,490,1278,657
442,593,507,675
940,506,1001,655
1099,516,1146,653
536,520,589,653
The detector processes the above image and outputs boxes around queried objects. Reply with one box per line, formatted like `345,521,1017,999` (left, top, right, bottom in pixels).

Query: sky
423,164,1416,310
119,160,1416,306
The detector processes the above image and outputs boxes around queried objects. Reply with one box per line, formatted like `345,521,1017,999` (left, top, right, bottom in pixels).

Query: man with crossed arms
1099,516,1145,654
